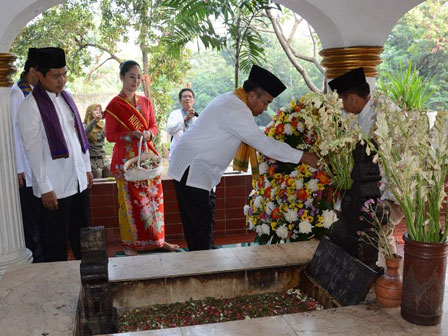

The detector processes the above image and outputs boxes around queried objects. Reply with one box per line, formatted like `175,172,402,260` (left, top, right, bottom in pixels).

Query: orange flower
275,123,285,134
272,208,281,220
316,171,331,184
268,165,275,176
291,117,298,128
296,188,309,201
264,187,272,198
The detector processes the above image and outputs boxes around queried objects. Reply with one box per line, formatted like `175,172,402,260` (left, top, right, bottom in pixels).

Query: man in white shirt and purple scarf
169,65,318,251
17,47,93,262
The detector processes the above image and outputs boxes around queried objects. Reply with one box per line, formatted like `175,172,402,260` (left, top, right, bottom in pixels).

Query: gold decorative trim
0,53,16,87
319,46,383,79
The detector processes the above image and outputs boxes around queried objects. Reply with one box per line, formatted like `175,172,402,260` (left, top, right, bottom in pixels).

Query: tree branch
78,42,123,63
266,8,322,92
87,57,115,81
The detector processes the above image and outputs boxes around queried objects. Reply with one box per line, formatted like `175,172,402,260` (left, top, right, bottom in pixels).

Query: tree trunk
141,46,152,99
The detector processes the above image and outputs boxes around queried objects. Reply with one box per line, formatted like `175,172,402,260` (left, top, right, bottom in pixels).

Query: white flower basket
124,136,163,181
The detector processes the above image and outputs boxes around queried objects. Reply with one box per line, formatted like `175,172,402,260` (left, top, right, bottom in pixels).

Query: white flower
299,219,313,234
259,161,268,175
284,123,293,135
254,196,263,208
295,178,304,189
276,225,289,239
243,205,250,216
290,170,298,177
322,209,338,229
306,179,319,192
297,121,305,132
249,189,256,197
261,223,270,235
264,179,271,189
304,198,313,208
265,201,275,215
285,208,298,223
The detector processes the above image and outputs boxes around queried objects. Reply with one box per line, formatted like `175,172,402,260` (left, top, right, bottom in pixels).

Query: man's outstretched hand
300,152,319,169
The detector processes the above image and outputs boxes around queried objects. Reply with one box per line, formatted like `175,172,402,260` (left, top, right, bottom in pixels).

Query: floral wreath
245,93,339,244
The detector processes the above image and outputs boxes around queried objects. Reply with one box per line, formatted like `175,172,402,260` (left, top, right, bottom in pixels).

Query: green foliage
379,60,437,109
10,0,99,81
162,0,278,87
380,0,448,110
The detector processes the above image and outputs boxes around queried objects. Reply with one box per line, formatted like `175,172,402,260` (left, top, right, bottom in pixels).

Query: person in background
167,88,198,157
168,65,319,251
10,47,44,262
105,60,179,256
328,67,404,268
17,47,93,262
83,103,111,178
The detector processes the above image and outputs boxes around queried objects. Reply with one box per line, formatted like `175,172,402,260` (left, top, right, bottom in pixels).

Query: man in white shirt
328,67,404,267
10,48,44,262
169,65,318,251
17,47,93,262
167,88,198,156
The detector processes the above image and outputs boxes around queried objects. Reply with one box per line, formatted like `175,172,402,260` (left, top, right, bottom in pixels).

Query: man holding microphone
167,88,198,157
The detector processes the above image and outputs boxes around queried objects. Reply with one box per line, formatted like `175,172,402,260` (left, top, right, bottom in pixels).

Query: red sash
106,95,158,154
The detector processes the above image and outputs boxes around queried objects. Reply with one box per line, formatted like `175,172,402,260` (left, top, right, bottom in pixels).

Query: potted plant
358,198,402,308
367,96,448,325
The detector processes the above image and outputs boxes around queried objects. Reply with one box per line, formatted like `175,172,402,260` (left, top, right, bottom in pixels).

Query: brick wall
89,173,253,244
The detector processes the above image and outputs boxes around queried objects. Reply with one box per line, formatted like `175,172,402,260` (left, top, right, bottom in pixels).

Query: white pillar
0,53,32,279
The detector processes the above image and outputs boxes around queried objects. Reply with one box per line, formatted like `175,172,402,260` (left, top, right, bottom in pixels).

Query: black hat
36,47,66,70
248,64,286,97
328,67,368,94
24,48,39,72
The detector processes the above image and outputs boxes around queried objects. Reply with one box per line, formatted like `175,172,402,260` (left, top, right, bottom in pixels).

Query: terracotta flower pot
375,255,402,307
401,233,448,326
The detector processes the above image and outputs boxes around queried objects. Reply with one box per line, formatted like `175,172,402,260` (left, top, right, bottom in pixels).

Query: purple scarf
32,84,89,159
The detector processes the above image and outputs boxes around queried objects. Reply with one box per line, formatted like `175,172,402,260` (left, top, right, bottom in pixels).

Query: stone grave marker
306,237,378,306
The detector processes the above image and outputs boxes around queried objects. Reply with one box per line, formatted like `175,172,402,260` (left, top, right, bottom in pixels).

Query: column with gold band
0,53,32,279
320,46,383,79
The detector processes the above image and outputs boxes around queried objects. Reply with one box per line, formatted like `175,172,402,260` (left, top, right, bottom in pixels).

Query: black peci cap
328,67,368,95
24,48,39,72
36,47,66,70
248,64,286,98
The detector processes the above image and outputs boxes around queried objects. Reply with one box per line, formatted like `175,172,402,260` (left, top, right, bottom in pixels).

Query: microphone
194,111,199,117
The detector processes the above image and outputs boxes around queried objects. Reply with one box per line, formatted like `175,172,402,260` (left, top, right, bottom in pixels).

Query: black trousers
19,186,44,262
174,168,216,251
41,188,90,261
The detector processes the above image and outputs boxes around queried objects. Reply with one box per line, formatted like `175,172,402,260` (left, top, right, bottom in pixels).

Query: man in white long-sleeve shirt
169,65,318,251
17,47,93,262
10,48,44,262
167,88,198,157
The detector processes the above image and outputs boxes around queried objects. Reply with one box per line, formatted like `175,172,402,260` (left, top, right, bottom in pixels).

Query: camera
194,111,199,117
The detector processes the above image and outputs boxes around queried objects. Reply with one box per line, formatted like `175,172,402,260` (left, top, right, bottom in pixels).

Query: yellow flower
290,99,296,111
307,216,314,222
301,210,308,220
271,222,277,229
315,222,323,227
288,224,293,230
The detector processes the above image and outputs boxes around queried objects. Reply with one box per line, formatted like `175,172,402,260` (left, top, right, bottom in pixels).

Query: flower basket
124,136,162,181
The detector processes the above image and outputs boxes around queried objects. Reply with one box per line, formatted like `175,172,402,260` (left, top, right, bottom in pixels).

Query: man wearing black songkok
328,67,404,268
169,64,318,251
17,47,93,262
